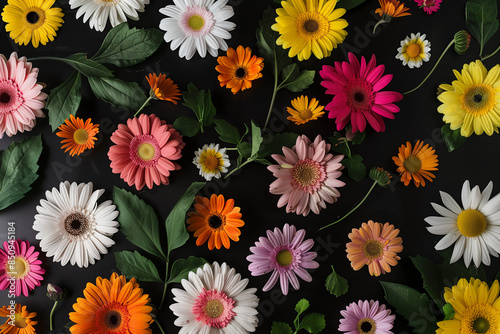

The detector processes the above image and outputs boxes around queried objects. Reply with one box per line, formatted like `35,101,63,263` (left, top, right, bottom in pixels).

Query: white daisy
396,33,431,69
69,0,149,32
159,0,236,60
170,262,259,333
33,181,119,268
193,143,230,181
425,180,500,268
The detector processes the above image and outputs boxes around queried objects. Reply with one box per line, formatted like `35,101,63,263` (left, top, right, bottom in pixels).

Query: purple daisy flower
339,300,395,334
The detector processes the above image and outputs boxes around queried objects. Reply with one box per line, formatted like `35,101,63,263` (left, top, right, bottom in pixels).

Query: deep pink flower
339,300,395,334
415,0,442,14
320,53,403,133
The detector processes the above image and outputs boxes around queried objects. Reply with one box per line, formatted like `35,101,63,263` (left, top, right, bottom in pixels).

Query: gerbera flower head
193,143,230,181
437,60,500,137
0,52,46,139
396,33,431,69
339,300,395,334
56,115,99,156
415,0,442,15
425,180,500,268
286,95,325,125
159,0,236,60
108,114,185,190
33,181,120,268
375,0,411,21
2,0,64,48
187,194,243,250
320,53,403,133
346,220,403,276
170,262,259,333
247,223,319,295
271,0,348,61
69,273,153,334
146,73,181,103
0,304,37,334
392,140,438,187
0,240,45,297
215,45,264,94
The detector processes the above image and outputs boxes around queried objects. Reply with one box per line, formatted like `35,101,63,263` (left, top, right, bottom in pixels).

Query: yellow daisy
193,143,230,181
271,0,348,61
438,60,500,137
287,95,325,125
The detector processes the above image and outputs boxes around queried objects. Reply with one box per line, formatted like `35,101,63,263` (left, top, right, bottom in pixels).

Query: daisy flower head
0,52,46,139
56,115,99,156
425,180,500,268
346,220,403,276
146,73,181,103
392,140,438,187
193,143,230,181
396,33,431,69
215,45,264,94
320,53,403,133
268,134,345,216
0,240,45,297
170,262,259,333
339,300,395,334
247,223,319,295
286,95,325,125
415,0,442,15
0,304,37,334
159,0,236,60
33,181,119,268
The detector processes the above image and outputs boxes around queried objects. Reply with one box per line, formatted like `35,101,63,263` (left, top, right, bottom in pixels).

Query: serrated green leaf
64,53,114,77
466,0,499,57
343,155,366,182
336,0,367,10
250,121,263,158
254,158,272,165
182,83,216,128
173,116,200,137
115,250,163,283
279,65,315,92
88,76,146,110
297,313,326,333
237,142,252,158
46,71,82,131
167,256,208,284
214,119,241,145
325,266,349,297
271,322,293,334
259,132,298,158
441,124,467,152
443,303,454,321
295,299,310,316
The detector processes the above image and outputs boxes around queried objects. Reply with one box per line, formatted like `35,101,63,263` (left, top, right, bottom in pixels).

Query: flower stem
155,320,167,334
158,257,170,311
224,159,252,179
482,44,500,61
225,147,238,151
49,300,58,331
263,53,280,132
344,140,352,158
134,96,154,117
372,19,387,34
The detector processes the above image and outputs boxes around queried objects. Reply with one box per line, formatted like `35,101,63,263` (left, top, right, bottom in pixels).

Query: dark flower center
0,92,10,104
357,317,376,334
26,11,39,24
354,91,365,103
104,310,122,330
64,213,89,236
304,19,319,33
474,94,483,103
208,214,223,229
235,68,246,78
473,317,490,333
361,321,372,332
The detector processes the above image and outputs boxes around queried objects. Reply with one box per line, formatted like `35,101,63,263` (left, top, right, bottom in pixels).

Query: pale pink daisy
319,52,403,133
339,300,395,334
246,223,319,295
0,240,45,297
414,0,442,15
0,52,46,139
268,134,345,216
108,114,185,191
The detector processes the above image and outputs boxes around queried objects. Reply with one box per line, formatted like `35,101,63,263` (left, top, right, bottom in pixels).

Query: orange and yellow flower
0,304,37,334
146,73,181,103
375,0,411,19
56,115,99,156
287,95,325,125
392,140,438,187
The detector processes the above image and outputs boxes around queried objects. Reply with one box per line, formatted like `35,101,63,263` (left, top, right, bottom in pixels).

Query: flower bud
369,167,392,187
454,30,471,55
47,283,65,301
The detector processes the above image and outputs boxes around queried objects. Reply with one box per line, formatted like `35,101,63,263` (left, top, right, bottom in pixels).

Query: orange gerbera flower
392,140,438,187
56,115,99,156
69,273,153,334
187,194,244,250
146,73,180,103
215,45,264,94
0,303,37,334
373,0,411,33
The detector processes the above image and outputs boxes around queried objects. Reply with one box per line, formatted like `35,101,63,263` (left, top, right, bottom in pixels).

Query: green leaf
343,155,366,182
466,0,499,57
297,313,326,333
279,64,315,92
441,124,467,152
259,132,298,158
254,158,272,165
442,303,455,321
88,76,147,110
115,250,163,283
351,130,366,145
329,134,350,156
182,83,216,128
46,71,82,131
214,119,240,145
112,187,166,259
173,116,200,137
64,53,114,77
165,182,206,255
336,0,367,10
250,121,263,158
0,135,42,211
91,23,164,67
167,256,208,284
237,142,252,158
325,266,349,297
271,322,293,334
295,299,310,316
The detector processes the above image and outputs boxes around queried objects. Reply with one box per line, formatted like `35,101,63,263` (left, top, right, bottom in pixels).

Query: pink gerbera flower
0,240,45,297
247,223,319,295
414,0,442,14
0,52,46,138
108,113,185,190
268,134,345,216
320,53,403,133
339,300,395,334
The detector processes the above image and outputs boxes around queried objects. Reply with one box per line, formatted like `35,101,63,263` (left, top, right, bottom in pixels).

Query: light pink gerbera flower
320,52,403,133
108,113,185,191
339,300,395,334
268,134,345,216
414,0,442,14
0,52,46,138
246,223,319,295
0,240,45,297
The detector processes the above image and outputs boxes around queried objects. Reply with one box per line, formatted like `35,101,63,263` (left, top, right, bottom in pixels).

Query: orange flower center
457,209,487,237
204,156,219,171
13,313,27,328
403,155,421,173
406,43,421,58
73,128,89,145
357,317,376,334
276,249,293,267
299,109,313,120
363,240,384,259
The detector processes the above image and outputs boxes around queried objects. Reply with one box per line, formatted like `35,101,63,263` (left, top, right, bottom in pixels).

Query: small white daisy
33,181,119,268
69,0,149,32
193,143,230,181
159,0,236,60
170,262,259,333
396,33,431,69
425,180,500,268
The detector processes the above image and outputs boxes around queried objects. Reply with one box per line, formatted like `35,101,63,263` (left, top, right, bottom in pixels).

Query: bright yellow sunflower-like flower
287,95,325,125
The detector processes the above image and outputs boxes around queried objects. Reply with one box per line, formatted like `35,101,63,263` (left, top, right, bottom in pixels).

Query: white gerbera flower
69,0,149,32
33,181,119,268
193,143,230,181
170,262,259,333
396,33,431,69
159,0,236,60
425,180,500,268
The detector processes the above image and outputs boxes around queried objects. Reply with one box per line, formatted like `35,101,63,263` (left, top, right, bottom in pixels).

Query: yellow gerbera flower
287,95,325,125
271,0,348,61
438,60,500,137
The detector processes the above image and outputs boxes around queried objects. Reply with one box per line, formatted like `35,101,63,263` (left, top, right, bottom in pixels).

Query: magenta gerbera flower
268,134,345,216
320,53,403,133
414,0,442,14
247,223,319,295
339,300,395,334
0,52,47,138
108,113,185,190
0,240,45,297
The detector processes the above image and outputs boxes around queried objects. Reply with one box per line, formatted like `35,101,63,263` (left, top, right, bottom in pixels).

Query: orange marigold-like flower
0,303,37,334
146,73,181,103
56,115,99,156
392,140,438,187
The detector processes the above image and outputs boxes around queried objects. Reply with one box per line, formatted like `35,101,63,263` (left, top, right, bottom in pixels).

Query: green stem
318,181,378,231
482,44,500,61
158,257,170,311
155,320,166,334
134,96,154,117
225,147,238,151
344,140,352,158
224,159,252,179
263,53,280,132
372,19,387,34
403,39,455,95
27,56,65,62
49,300,58,331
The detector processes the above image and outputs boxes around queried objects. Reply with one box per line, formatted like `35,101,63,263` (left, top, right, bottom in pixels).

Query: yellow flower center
276,249,293,267
363,240,384,259
6,257,28,279
73,128,89,145
14,313,27,328
137,143,155,161
403,155,422,173
204,156,219,171
357,317,376,334
296,12,329,41
292,160,321,187
461,84,496,116
205,300,224,318
188,15,205,31
461,304,499,334
23,8,45,28
299,109,313,120
457,209,487,237
406,43,421,58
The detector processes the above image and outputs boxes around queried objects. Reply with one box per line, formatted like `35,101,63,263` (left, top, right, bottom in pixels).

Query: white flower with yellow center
425,180,500,268
396,33,431,69
193,143,230,181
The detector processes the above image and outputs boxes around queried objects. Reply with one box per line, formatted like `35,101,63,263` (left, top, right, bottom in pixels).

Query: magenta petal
372,104,396,119
372,74,393,91
375,91,403,104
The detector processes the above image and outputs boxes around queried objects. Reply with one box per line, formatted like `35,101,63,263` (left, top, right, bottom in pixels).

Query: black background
2,0,500,333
